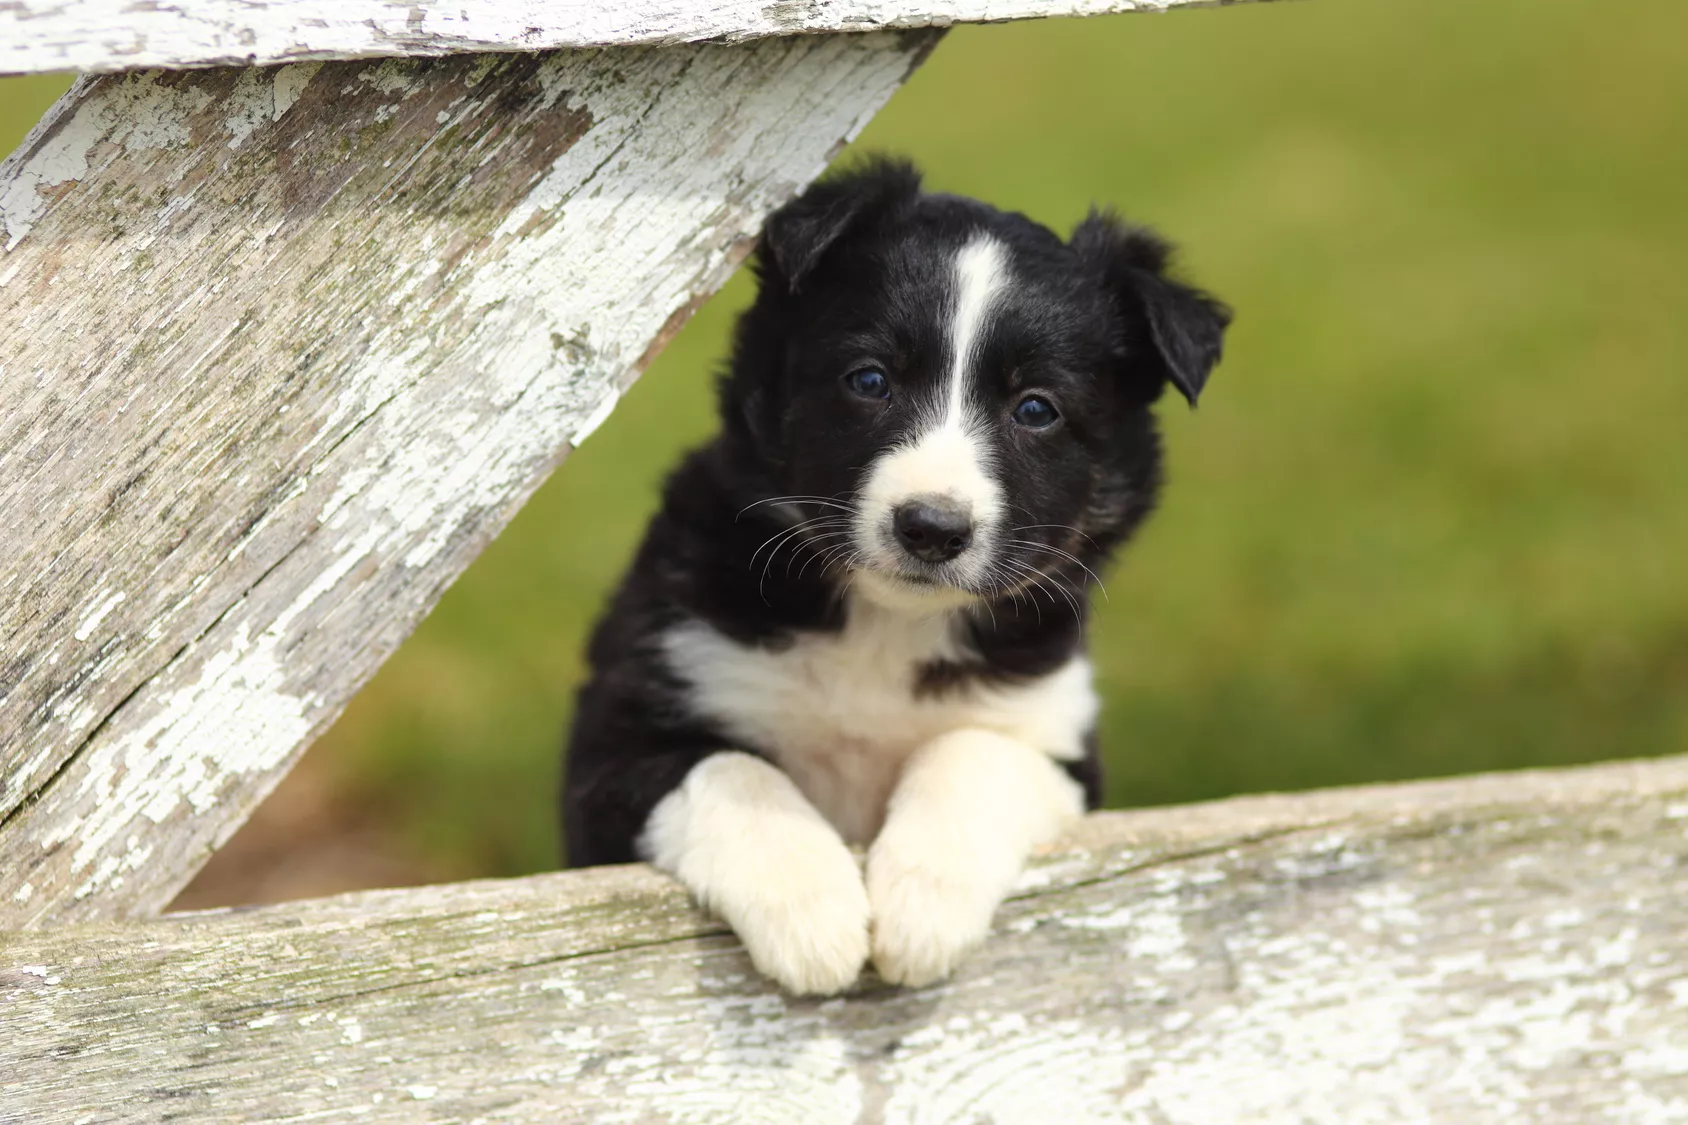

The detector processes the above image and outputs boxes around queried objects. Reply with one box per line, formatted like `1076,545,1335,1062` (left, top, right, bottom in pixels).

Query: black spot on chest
912,658,998,700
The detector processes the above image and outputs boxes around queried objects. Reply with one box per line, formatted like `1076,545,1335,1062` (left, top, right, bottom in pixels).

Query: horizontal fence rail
0,0,1252,78
4,757,1688,1122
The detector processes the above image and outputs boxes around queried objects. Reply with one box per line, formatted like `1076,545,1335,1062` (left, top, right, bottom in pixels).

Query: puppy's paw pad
868,866,995,988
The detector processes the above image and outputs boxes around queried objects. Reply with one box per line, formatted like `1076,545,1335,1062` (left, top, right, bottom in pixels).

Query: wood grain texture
0,31,939,928
4,756,1687,1123
0,0,1258,78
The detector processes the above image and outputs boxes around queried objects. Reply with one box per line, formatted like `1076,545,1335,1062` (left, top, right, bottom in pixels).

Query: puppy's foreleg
867,729,1084,987
640,750,870,996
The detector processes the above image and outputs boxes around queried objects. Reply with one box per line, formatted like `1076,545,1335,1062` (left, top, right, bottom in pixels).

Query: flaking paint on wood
3,757,1687,1122
0,30,940,928
0,0,1262,78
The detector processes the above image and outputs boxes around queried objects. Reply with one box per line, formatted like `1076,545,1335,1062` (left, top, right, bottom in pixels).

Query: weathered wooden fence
3,2,1685,1120
6,759,1688,1120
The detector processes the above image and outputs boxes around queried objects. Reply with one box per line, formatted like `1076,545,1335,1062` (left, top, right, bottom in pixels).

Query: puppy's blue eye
1012,395,1059,429
844,367,891,400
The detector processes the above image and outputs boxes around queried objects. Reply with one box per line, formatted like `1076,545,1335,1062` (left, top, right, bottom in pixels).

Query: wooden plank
0,0,1254,79
0,30,940,929
4,757,1687,1122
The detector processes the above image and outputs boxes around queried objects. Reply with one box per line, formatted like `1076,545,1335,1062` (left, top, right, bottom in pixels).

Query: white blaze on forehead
851,233,1013,599
941,235,1011,428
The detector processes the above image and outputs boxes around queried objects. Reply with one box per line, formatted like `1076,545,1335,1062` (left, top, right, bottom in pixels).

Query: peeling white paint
1,87,94,251
273,63,321,120
570,388,621,447
73,590,126,641
42,611,317,894
0,0,1227,79
1,71,215,248
619,1012,864,1123
218,61,317,148
222,69,279,150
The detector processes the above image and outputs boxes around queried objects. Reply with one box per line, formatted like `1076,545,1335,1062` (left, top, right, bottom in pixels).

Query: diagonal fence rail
0,27,937,927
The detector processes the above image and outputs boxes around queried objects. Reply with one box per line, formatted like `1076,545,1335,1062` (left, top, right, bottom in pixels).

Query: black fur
562,158,1228,866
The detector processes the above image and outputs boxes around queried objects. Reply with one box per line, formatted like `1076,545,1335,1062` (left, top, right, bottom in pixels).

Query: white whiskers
1005,537,1108,603
743,495,864,604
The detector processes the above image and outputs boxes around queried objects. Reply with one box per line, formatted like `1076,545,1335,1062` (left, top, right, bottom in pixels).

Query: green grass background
5,0,1685,879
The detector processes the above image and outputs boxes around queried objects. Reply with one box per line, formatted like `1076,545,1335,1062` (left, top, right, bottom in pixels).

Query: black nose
893,500,974,563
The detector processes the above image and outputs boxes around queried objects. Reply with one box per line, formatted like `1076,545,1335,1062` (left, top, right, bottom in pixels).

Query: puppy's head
726,158,1230,611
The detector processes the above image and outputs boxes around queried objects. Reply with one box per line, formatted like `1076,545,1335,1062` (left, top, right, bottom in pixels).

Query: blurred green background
5,0,1685,888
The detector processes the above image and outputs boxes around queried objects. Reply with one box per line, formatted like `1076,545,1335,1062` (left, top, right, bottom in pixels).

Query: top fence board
0,0,1228,77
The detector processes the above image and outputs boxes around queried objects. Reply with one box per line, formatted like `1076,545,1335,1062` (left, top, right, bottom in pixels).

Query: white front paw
734,881,870,996
866,853,998,988
724,842,870,996
642,752,870,996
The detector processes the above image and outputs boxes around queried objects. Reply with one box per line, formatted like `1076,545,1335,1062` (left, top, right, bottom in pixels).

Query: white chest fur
661,598,1097,843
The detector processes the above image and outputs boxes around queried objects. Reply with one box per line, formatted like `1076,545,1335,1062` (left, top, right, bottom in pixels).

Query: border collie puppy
562,159,1228,995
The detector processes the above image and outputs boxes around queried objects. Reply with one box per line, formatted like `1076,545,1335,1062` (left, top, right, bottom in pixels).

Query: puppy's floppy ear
1071,210,1231,406
761,157,922,293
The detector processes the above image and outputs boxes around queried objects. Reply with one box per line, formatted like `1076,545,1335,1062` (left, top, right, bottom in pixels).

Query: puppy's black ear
762,158,922,293
1071,210,1231,406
